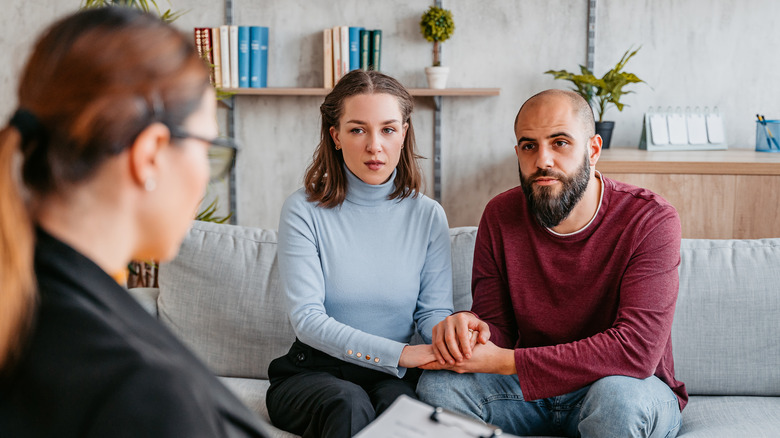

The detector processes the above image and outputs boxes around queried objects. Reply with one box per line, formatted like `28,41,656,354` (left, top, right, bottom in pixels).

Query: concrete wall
2,0,778,229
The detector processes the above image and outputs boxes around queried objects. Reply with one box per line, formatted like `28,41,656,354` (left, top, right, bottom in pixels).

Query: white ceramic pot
425,66,450,89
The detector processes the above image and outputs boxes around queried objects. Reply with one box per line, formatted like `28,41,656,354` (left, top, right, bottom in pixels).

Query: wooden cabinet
597,148,780,239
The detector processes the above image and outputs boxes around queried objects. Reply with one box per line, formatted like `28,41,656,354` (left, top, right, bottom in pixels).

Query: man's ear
589,134,603,167
128,122,170,189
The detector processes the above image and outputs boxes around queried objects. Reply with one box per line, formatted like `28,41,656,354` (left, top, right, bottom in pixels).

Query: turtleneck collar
343,163,397,206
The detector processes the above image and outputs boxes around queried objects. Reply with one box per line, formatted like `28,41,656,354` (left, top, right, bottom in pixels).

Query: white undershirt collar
546,170,604,237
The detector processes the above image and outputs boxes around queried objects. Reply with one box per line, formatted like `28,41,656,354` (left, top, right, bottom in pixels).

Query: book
250,26,269,88
219,25,231,88
194,28,204,58
194,28,215,85
201,28,214,85
331,26,341,83
359,29,371,71
211,27,222,88
348,27,362,72
323,29,333,88
370,29,382,71
229,25,239,88
339,26,349,80
238,26,250,88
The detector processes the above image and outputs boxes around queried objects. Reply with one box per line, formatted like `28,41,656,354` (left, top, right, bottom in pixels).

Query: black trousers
266,340,420,438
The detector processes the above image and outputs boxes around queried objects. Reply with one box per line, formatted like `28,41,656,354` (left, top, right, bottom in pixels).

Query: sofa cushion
673,239,780,396
677,396,780,437
219,377,298,438
449,227,477,312
158,221,295,380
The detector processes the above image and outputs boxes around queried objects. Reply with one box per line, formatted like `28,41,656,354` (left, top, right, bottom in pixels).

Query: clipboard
354,395,514,438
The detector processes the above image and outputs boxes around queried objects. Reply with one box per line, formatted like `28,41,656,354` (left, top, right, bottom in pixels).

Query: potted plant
545,47,645,148
420,5,455,89
81,0,184,22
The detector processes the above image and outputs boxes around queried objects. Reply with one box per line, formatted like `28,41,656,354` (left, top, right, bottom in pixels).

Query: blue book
250,26,269,88
348,27,363,72
238,26,250,87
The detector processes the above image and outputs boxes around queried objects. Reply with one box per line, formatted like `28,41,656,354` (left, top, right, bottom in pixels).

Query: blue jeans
417,371,681,438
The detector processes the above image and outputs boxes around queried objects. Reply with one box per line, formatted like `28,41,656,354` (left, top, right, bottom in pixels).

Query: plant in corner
545,47,646,149
420,5,455,89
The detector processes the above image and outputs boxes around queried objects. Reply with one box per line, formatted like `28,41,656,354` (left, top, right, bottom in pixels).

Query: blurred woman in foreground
0,7,268,437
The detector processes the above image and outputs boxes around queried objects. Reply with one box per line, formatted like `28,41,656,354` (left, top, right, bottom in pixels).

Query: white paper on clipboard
354,395,514,438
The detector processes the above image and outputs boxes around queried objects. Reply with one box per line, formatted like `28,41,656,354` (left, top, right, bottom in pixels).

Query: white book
211,27,222,88
331,26,341,82
339,26,349,78
323,29,333,88
219,25,231,88
229,25,239,88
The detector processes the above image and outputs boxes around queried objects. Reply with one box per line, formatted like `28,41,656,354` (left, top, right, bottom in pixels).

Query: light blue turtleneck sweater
277,168,453,377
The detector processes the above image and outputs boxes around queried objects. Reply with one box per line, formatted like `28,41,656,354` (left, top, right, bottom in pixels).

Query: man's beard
519,153,591,228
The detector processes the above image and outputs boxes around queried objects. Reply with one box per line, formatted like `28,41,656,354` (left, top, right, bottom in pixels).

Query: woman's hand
398,344,439,368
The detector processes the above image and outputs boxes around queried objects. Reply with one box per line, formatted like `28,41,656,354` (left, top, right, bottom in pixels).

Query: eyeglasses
168,127,239,183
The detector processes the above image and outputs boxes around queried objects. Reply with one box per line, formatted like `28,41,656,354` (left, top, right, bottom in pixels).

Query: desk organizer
639,107,727,151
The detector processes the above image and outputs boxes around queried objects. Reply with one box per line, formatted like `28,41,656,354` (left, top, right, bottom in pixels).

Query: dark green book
359,29,371,71
370,29,381,71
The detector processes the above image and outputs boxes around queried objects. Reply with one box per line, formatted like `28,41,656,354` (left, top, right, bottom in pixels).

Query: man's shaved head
514,89,595,137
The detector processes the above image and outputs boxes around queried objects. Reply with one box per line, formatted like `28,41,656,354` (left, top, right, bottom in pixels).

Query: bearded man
416,89,688,438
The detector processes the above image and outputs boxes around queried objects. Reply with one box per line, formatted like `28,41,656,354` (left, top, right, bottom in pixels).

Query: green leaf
80,0,185,23
420,6,455,43
543,45,647,120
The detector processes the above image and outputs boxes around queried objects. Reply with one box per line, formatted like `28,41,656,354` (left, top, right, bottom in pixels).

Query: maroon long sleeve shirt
471,175,688,410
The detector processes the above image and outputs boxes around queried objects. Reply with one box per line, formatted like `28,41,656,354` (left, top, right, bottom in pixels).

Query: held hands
431,312,491,365
419,340,515,375
402,313,514,375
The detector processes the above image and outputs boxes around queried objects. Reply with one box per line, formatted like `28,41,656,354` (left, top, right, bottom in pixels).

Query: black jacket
0,229,270,437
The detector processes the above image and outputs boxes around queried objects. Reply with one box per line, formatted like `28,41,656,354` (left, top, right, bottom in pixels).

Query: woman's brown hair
304,69,423,208
0,7,210,371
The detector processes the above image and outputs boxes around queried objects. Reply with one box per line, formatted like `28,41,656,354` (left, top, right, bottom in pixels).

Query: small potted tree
420,5,455,89
545,47,645,148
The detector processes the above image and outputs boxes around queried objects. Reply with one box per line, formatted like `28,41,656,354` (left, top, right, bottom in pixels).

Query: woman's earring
145,178,157,192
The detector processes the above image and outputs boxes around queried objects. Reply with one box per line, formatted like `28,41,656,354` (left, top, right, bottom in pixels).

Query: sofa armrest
128,287,160,317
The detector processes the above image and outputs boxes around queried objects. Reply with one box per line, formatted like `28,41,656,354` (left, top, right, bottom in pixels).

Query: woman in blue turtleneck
266,70,454,437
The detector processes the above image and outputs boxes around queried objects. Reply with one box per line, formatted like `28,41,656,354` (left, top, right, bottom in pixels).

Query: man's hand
420,341,515,375
431,312,491,365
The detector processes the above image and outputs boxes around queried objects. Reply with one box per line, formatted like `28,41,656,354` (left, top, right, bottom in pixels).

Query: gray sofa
130,220,780,437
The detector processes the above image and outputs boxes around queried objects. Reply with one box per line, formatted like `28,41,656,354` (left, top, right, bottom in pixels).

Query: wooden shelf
222,87,500,97
598,147,780,176
407,88,500,97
